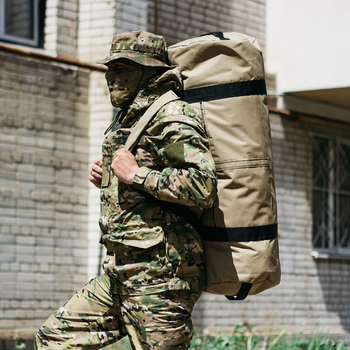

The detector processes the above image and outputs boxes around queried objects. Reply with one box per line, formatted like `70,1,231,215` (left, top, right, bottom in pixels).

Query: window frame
311,133,350,259
0,0,40,47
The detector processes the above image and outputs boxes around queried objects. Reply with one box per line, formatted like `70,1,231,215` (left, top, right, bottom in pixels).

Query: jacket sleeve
132,101,217,208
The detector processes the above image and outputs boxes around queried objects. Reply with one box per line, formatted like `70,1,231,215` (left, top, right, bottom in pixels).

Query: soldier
34,31,217,350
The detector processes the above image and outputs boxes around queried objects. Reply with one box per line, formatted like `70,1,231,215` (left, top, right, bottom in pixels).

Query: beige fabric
168,32,280,297
203,239,280,295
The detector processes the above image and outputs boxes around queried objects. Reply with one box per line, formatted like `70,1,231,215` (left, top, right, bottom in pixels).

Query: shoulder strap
125,90,180,152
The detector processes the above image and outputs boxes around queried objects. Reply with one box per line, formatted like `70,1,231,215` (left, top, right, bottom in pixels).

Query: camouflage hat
97,31,170,67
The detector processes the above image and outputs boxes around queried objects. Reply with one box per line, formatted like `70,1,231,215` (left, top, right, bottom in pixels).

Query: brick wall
2,0,350,345
148,0,266,48
77,0,117,62
0,52,91,338
115,0,148,33
45,0,79,59
0,0,159,340
192,112,350,339
46,0,149,63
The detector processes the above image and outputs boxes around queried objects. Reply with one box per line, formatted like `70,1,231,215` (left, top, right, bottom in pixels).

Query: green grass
103,338,132,350
189,325,348,350
103,325,348,350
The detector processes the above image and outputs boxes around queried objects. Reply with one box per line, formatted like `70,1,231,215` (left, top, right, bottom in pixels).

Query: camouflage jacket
99,68,217,295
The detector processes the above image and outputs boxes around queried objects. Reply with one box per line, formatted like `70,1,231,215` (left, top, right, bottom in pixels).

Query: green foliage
189,325,258,350
103,338,133,350
102,326,348,349
188,325,348,350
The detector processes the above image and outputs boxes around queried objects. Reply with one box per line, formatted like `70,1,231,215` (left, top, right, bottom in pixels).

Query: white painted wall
266,0,350,93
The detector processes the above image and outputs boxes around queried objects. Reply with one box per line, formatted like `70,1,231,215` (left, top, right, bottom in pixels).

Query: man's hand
111,148,140,185
89,158,103,188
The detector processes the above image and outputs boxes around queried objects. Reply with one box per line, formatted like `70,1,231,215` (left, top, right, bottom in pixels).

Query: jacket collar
121,67,182,127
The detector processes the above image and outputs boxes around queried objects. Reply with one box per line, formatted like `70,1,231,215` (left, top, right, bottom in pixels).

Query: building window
0,0,45,47
312,136,350,257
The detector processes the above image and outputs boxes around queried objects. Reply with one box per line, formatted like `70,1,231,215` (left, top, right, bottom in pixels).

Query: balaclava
105,62,166,109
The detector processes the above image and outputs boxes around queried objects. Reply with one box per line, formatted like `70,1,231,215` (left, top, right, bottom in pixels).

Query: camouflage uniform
34,274,201,349
34,31,217,350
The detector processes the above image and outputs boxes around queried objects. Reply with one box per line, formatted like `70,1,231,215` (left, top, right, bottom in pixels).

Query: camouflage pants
33,273,201,350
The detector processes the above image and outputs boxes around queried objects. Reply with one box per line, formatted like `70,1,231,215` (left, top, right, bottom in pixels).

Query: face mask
105,67,142,108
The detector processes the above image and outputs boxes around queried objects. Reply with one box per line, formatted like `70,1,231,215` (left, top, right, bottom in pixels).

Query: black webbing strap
201,32,230,40
225,283,252,301
201,223,278,242
154,201,274,301
157,199,277,243
179,79,267,104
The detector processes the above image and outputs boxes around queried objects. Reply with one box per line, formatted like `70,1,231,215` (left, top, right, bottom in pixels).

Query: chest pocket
101,156,111,188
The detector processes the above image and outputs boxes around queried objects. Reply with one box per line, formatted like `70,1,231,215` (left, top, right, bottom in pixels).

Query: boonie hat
97,30,170,67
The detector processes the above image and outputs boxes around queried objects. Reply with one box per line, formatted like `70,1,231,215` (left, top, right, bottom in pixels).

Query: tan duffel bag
126,32,281,300
168,32,280,300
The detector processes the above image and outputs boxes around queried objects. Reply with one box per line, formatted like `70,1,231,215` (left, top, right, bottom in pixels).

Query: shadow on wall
303,117,350,335
315,259,350,333
274,115,350,335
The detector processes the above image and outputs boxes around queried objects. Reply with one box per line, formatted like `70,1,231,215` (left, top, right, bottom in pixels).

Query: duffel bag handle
226,283,252,301
201,32,230,40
